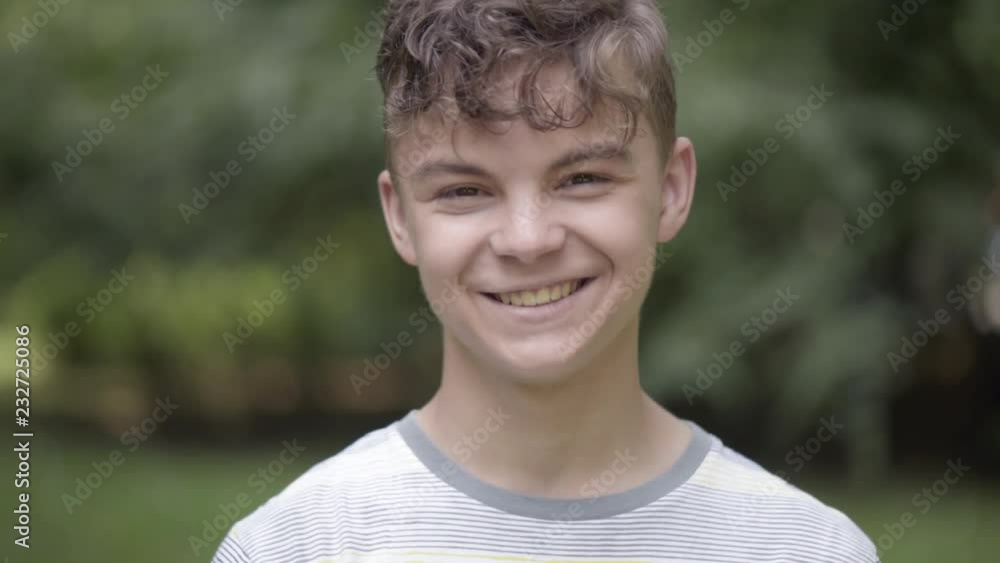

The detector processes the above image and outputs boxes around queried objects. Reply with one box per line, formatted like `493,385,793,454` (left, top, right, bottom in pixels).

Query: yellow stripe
312,552,651,563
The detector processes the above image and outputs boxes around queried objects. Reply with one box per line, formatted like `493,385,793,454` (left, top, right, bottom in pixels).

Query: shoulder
216,420,425,561
680,430,880,562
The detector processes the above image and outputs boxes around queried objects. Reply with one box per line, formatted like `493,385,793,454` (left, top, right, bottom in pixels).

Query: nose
489,200,566,263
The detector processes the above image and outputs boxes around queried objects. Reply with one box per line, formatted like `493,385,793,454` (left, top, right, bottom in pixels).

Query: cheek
412,213,484,296
418,215,484,256
568,189,658,265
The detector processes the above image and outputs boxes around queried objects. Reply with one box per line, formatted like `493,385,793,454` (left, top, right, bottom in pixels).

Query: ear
657,137,697,243
378,169,418,266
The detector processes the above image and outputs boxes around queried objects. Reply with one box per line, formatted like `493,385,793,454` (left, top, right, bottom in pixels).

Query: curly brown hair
374,0,676,178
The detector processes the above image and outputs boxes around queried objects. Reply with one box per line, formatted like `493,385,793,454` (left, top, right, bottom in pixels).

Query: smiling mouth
485,278,595,307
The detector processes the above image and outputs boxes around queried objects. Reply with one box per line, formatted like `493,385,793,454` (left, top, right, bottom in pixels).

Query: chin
486,337,595,385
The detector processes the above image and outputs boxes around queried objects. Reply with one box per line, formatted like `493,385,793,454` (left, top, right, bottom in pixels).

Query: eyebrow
406,140,633,183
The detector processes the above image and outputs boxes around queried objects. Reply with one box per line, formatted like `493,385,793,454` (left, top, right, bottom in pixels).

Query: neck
416,320,690,498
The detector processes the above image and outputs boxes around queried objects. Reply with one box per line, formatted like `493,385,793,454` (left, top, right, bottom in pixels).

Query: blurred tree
0,1,996,478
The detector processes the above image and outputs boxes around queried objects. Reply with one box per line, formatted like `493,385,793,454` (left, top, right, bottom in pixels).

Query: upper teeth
497,280,584,307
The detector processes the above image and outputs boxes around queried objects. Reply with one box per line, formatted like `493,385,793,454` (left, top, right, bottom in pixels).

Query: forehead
389,61,650,180
392,105,647,185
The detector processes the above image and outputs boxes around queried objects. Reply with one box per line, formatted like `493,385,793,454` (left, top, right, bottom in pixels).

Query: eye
560,172,609,188
439,186,485,199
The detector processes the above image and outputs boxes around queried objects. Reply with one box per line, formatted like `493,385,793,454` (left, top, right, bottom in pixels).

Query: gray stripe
396,410,713,520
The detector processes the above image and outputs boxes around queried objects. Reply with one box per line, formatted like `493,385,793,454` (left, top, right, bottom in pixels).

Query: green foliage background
0,0,998,561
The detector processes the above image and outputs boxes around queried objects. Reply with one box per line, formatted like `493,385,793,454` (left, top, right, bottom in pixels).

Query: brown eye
440,186,482,199
562,173,608,187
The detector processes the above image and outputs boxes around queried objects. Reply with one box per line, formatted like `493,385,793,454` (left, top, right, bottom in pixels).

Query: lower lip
479,279,595,324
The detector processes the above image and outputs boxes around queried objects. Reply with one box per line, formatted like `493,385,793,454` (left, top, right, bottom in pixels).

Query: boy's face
378,67,696,383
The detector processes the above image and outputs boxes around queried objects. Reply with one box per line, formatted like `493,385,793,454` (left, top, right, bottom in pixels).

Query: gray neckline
395,410,713,521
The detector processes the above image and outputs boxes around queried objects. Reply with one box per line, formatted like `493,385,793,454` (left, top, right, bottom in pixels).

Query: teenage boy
213,1,878,561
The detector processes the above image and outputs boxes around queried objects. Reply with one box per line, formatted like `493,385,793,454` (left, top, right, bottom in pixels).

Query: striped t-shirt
212,411,878,562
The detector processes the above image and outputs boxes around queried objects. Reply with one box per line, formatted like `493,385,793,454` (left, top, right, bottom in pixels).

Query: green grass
6,439,998,563
803,477,999,562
